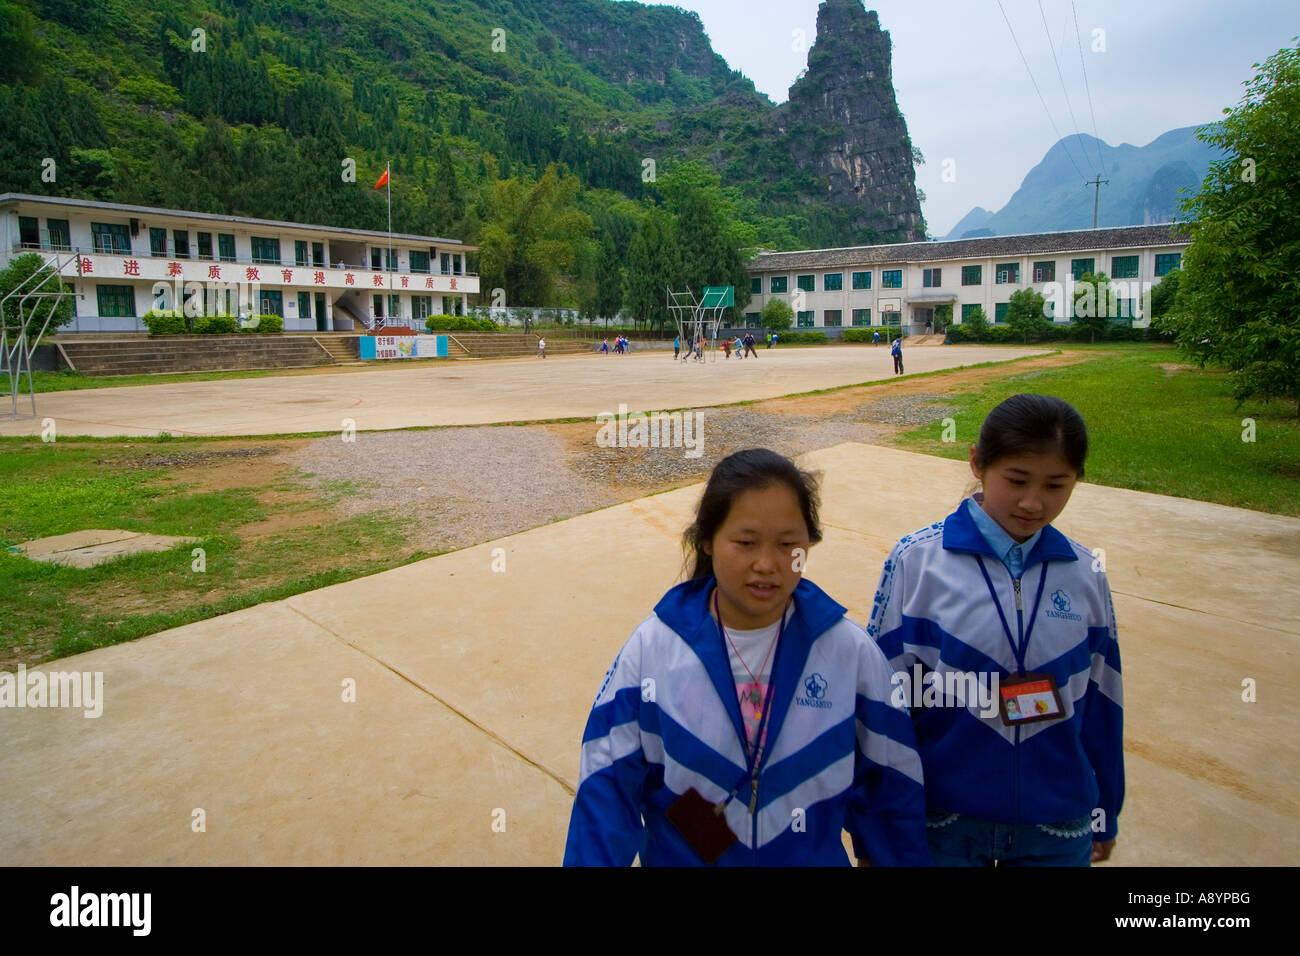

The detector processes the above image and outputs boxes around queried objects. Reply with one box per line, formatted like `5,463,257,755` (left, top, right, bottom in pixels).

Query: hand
1091,839,1116,863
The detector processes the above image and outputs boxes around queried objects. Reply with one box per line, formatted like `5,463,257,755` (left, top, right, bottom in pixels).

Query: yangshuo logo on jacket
796,672,833,709
1045,589,1083,622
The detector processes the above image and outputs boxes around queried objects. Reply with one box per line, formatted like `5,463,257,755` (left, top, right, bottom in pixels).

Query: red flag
374,167,389,189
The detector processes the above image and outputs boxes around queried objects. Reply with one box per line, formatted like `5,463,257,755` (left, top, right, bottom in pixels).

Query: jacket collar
654,576,847,767
942,497,1077,570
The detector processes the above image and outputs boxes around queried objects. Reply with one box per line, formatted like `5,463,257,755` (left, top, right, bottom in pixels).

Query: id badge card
998,672,1065,726
665,788,738,864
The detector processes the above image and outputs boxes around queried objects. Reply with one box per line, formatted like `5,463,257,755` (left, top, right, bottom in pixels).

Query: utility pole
1086,176,1110,229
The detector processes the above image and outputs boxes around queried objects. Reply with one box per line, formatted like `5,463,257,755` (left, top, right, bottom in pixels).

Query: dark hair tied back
974,394,1088,478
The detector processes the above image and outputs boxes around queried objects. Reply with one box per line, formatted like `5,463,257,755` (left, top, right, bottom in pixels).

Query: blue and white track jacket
867,501,1124,841
563,575,931,866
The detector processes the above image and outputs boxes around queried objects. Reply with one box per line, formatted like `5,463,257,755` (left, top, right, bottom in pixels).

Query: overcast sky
664,0,1298,237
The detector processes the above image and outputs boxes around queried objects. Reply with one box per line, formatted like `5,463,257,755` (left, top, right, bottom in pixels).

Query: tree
962,305,989,340
933,303,953,333
594,235,623,324
1167,42,1300,415
1149,268,1181,319
623,208,680,331
1071,272,1113,344
1006,287,1049,343
1,254,74,339
761,297,793,331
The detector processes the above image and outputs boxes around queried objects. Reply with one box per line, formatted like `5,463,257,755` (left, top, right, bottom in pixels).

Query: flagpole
386,161,392,326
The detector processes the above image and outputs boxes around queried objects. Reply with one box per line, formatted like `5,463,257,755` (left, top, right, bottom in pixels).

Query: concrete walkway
0,346,1045,438
2,442,1296,865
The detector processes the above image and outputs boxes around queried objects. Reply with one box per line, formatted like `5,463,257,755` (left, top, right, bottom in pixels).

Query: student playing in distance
564,449,930,866
867,394,1124,866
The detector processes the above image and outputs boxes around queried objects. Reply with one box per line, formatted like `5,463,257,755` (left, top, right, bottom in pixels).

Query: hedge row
944,322,1174,344
424,314,500,332
842,327,903,343
141,310,283,334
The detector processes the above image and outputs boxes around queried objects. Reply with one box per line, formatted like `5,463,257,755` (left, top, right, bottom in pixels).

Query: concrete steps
311,335,360,364
438,332,590,359
57,335,334,376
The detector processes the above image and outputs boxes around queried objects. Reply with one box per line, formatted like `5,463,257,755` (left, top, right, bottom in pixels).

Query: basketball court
2,441,1296,866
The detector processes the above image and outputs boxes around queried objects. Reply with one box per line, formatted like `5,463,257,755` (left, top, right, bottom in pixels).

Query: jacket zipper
1012,574,1024,824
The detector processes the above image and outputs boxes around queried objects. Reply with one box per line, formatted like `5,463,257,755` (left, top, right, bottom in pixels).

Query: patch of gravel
114,446,282,469
850,394,963,427
282,428,626,554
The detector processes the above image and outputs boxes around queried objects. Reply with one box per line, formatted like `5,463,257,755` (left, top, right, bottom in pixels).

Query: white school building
0,193,479,332
745,223,1190,334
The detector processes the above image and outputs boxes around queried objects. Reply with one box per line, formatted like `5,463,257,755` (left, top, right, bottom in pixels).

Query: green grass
894,347,1300,516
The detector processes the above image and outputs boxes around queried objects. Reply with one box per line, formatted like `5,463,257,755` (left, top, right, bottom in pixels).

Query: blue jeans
926,809,1093,866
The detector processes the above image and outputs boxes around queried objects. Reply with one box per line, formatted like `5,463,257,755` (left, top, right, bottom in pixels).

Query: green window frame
961,265,982,286
1032,261,1055,283
796,275,815,293
796,310,815,328
823,309,842,326
295,240,309,267
218,233,236,262
995,262,1019,284
852,308,871,326
197,232,213,260
413,295,433,320
882,269,902,289
744,312,761,328
1071,258,1095,280
880,310,899,327
46,218,71,250
1111,255,1139,279
852,271,871,290
297,292,312,319
91,222,131,255
96,284,136,318
922,268,942,288
994,302,1009,323
410,250,430,274
823,273,842,291
750,277,762,295
259,290,283,317
18,216,39,247
251,236,281,264
312,242,326,267
150,227,168,257
1155,253,1181,276
770,276,788,294
961,303,981,321
173,230,190,259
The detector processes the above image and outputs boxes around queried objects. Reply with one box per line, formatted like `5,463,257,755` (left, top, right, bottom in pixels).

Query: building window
852,308,871,326
852,271,872,290
994,302,1009,323
770,276,788,294
1032,260,1056,283
46,219,71,251
440,252,451,274
880,310,899,327
1044,299,1057,320
750,277,762,295
1071,258,1095,280
18,216,39,247
961,265,982,286
295,240,309,267
197,232,213,260
410,250,430,274
413,295,433,320
961,303,981,321
259,290,283,317
796,310,815,328
372,248,398,271
251,236,281,264
922,268,942,288
298,292,312,319
823,273,842,291
91,222,131,255
96,284,136,318
1118,298,1136,320
823,309,842,327
172,230,190,259
996,262,1019,284
149,227,168,257
1111,255,1139,279
882,269,902,289
1155,253,1181,276
745,312,761,328
312,242,326,267
218,233,236,262
796,274,815,293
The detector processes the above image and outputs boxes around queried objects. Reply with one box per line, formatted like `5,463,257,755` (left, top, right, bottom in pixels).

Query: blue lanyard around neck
974,556,1049,676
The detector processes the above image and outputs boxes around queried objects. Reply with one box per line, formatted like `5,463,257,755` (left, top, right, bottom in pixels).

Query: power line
996,0,1089,183
1072,0,1107,179
1038,0,1092,175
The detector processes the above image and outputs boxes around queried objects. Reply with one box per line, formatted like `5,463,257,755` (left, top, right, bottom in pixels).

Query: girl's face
704,483,810,629
970,447,1079,543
